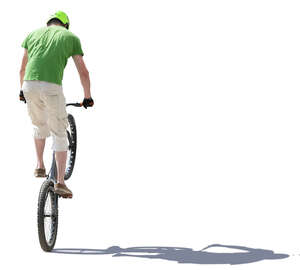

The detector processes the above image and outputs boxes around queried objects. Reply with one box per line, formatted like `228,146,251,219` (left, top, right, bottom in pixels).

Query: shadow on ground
52,244,289,265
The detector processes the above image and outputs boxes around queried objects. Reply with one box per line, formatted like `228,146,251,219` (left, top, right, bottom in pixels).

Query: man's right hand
19,90,26,103
82,97,94,109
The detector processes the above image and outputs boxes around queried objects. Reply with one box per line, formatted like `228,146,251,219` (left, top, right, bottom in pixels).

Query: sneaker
54,183,73,198
34,168,46,178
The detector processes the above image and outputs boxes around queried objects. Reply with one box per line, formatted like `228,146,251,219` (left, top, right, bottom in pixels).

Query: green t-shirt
22,25,84,85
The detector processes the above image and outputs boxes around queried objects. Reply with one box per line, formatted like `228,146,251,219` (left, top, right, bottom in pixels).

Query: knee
33,125,50,139
52,135,68,152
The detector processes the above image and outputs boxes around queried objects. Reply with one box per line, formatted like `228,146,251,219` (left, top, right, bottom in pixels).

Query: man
19,11,94,198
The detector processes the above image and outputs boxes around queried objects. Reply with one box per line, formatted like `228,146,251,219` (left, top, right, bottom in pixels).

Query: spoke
43,189,57,245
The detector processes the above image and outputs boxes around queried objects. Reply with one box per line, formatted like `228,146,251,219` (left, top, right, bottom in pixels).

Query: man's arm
72,55,91,98
20,49,28,87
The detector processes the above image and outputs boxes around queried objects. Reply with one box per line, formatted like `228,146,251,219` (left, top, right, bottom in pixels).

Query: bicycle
37,102,82,252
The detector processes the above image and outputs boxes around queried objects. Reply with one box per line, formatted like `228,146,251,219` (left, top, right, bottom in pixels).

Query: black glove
19,90,26,103
82,97,94,109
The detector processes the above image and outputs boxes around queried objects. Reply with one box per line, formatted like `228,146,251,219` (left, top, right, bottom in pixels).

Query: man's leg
43,83,72,196
55,151,67,185
23,83,50,176
34,138,46,169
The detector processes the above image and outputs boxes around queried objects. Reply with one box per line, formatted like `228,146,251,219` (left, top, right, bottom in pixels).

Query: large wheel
64,113,77,180
37,180,58,252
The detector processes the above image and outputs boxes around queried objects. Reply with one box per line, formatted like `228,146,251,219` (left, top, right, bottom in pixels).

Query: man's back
22,25,83,85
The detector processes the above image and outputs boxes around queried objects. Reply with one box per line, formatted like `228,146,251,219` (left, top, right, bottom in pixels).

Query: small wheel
65,114,77,180
37,180,58,252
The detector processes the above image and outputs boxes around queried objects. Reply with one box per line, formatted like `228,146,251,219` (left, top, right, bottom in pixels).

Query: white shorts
22,80,69,152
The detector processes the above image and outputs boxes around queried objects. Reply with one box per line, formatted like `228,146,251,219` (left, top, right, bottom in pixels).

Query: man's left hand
19,90,26,103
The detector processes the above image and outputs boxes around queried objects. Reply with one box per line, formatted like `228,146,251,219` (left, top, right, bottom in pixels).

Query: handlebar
66,103,83,107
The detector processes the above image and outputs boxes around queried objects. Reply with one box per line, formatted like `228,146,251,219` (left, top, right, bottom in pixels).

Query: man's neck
49,24,64,28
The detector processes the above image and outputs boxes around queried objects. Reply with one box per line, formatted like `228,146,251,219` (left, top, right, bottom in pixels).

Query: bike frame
48,153,58,182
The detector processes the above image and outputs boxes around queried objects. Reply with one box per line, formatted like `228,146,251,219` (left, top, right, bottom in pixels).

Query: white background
1,0,300,269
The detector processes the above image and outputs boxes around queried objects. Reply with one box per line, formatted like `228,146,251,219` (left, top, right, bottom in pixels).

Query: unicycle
37,102,82,252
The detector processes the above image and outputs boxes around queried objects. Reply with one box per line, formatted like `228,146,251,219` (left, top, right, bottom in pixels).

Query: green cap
47,11,70,28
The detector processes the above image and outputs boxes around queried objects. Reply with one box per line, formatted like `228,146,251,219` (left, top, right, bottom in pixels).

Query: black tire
37,180,58,252
64,113,77,180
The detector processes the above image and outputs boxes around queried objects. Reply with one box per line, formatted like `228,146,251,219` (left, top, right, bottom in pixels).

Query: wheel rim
65,124,76,179
66,130,73,174
66,130,71,166
43,190,57,245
